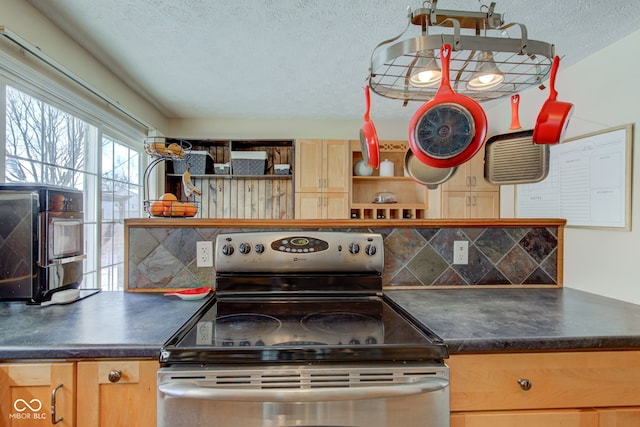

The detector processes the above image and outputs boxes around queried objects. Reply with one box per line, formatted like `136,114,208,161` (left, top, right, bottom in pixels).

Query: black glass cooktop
160,295,448,366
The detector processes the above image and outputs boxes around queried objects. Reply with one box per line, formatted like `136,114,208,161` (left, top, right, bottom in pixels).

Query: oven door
39,211,85,266
158,364,450,427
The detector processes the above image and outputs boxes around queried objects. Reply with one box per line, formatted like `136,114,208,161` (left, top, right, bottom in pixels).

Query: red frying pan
533,56,574,144
510,94,521,130
359,85,380,169
408,44,487,168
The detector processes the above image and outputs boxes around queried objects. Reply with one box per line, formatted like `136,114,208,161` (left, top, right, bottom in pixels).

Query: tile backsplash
126,224,559,290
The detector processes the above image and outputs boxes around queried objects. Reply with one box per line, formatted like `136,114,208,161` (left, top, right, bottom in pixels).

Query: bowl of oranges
145,193,198,218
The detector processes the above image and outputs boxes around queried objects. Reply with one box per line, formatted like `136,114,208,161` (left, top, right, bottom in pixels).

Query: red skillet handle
547,56,560,102
436,44,453,95
364,85,371,121
510,94,521,130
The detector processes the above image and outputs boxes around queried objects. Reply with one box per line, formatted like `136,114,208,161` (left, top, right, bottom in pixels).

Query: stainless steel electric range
158,231,450,427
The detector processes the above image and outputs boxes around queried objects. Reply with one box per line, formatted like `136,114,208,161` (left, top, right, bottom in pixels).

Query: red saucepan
359,85,380,169
408,43,488,168
510,94,522,130
533,55,574,144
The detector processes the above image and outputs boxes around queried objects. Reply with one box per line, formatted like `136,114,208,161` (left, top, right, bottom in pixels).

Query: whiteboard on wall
516,124,633,230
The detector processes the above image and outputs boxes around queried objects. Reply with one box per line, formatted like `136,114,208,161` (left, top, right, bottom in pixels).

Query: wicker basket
230,151,267,175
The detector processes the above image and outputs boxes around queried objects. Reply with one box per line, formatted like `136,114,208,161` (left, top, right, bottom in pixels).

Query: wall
484,30,640,305
126,223,561,290
0,0,167,134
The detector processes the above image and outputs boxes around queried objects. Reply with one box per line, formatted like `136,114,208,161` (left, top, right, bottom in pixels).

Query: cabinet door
324,192,350,219
77,360,158,427
598,408,640,426
441,191,470,218
0,362,75,427
470,191,500,218
441,151,496,193
324,140,350,192
295,139,324,192
295,193,348,219
441,163,472,192
451,409,597,427
295,193,323,219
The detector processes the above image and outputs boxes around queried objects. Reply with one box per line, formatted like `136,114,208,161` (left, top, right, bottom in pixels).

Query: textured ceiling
26,0,640,121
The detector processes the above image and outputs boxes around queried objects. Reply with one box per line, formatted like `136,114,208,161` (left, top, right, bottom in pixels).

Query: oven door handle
158,378,449,402
48,254,87,265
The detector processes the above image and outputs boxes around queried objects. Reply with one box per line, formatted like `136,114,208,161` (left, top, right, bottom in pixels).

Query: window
4,85,143,291
101,136,140,290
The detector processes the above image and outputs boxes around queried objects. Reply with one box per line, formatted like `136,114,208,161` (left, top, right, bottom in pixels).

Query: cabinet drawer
451,409,598,427
449,351,640,411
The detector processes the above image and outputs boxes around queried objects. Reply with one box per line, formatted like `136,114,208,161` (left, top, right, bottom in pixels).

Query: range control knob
239,243,251,254
221,244,235,256
348,243,360,254
254,243,265,254
365,244,377,256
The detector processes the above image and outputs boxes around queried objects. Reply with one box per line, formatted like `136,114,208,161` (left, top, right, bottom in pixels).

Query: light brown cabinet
294,139,350,219
449,350,640,426
350,140,430,220
77,360,157,427
441,150,499,218
0,362,75,426
1,360,158,427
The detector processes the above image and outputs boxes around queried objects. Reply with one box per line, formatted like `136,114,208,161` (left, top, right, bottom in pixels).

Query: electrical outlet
196,241,213,267
453,240,469,265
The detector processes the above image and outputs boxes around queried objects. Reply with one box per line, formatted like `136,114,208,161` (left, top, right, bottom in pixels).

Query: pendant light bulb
467,51,504,90
409,50,441,88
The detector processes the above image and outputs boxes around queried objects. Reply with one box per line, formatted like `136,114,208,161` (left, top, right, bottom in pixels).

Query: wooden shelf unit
350,140,429,220
163,139,295,219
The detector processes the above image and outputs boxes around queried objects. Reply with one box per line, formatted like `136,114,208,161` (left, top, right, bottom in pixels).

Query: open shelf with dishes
350,140,430,220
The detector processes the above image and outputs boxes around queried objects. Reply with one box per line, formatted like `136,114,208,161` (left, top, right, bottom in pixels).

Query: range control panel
214,231,383,274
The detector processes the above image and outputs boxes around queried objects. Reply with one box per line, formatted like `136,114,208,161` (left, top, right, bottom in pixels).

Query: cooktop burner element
160,231,448,366
215,313,282,346
302,312,379,335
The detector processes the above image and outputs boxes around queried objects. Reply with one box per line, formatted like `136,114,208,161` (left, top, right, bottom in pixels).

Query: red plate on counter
164,287,212,300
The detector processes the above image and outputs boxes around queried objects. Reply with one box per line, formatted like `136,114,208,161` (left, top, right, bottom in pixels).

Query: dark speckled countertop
0,291,210,360
385,287,640,353
2,288,640,360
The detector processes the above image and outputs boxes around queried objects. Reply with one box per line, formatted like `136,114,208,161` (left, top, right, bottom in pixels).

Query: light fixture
409,50,441,87
467,51,504,90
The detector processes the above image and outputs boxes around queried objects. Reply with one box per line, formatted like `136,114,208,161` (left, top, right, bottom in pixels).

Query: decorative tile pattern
126,225,560,289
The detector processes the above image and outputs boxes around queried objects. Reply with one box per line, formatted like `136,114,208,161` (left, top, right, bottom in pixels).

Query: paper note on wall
516,125,631,229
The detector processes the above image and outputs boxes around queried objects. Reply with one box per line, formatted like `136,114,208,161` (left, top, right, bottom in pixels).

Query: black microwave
0,183,85,304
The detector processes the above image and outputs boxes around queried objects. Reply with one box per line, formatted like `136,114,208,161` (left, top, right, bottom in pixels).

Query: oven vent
196,367,444,390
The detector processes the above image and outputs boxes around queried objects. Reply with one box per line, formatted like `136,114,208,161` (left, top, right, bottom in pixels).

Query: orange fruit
159,193,177,207
183,202,197,217
169,202,185,217
149,201,164,216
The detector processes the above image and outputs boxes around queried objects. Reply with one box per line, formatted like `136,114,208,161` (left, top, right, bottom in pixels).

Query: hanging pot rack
368,1,556,104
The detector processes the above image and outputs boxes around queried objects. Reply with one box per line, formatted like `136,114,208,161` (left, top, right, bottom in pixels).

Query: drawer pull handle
108,370,122,383
517,378,532,391
51,383,64,424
